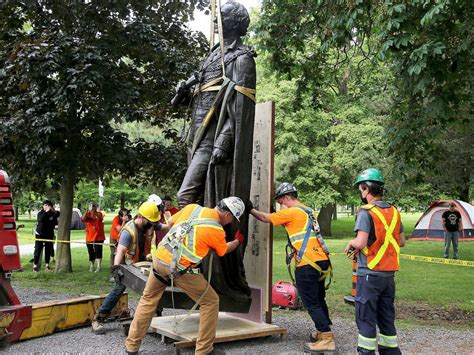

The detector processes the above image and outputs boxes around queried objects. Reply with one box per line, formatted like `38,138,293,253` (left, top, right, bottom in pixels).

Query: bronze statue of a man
173,1,256,299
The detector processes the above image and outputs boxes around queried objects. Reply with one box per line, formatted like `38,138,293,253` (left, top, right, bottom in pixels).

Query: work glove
245,200,254,214
234,230,245,246
110,265,124,283
346,247,358,261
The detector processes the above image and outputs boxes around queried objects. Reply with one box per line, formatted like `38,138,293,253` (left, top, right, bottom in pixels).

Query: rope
210,0,216,49
216,0,226,77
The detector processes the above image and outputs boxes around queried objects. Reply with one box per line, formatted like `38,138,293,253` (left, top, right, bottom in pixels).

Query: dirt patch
396,301,474,326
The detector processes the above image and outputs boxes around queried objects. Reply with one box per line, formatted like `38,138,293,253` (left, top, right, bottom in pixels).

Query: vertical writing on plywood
244,101,275,324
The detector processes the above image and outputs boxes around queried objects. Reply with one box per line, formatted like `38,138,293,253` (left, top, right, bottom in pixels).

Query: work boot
91,313,107,334
309,330,321,342
304,331,336,353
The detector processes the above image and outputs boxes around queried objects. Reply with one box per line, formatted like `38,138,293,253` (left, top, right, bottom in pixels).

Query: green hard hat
354,168,385,187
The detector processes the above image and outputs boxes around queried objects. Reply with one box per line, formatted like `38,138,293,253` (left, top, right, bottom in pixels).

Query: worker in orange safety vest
249,183,335,353
125,197,245,355
344,168,406,355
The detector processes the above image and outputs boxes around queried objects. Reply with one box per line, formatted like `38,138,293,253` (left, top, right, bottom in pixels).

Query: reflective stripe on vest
158,205,222,270
379,333,398,348
289,206,330,260
362,205,400,270
358,334,377,351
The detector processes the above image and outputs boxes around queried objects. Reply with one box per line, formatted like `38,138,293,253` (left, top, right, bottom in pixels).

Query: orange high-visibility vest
361,204,401,271
121,221,152,264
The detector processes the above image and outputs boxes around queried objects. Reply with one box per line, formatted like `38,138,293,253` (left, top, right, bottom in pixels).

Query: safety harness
285,206,333,289
153,205,221,331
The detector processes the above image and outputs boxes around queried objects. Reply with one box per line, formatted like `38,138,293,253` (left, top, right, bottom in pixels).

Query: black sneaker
33,265,39,273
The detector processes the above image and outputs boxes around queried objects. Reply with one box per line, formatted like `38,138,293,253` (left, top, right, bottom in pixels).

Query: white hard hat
222,196,245,221
148,194,162,206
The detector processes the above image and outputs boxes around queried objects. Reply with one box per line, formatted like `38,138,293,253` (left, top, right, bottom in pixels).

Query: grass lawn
12,213,474,328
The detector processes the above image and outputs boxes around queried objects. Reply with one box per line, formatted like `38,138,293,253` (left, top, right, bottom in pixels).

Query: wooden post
244,101,275,324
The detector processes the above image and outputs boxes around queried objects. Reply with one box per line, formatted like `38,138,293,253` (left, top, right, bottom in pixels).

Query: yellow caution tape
275,252,474,267
399,253,474,267
19,235,113,246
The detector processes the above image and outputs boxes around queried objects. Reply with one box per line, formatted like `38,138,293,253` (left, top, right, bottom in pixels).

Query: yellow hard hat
138,201,160,222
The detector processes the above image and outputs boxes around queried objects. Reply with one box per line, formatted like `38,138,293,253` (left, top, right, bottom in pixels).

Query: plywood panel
244,101,275,323
150,313,286,344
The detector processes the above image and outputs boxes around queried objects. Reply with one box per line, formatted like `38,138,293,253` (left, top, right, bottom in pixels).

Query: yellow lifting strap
363,206,400,269
299,254,333,289
194,76,256,103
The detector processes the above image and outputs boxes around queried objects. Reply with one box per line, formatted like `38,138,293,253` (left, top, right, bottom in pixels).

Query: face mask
359,190,368,204
144,222,153,230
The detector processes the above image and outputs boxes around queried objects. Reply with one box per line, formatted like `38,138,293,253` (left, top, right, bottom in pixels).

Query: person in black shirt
441,202,462,259
33,200,60,272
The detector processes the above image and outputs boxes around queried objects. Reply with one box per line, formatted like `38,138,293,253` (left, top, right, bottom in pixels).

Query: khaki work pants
125,258,219,354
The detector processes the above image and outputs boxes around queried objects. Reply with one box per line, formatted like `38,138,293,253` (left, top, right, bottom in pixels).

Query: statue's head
217,1,250,37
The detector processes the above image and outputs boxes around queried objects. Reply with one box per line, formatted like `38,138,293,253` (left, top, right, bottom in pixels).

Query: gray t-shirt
118,229,133,249
118,225,147,262
354,201,404,277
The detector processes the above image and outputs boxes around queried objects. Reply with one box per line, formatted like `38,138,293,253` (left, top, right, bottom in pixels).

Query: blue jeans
295,262,332,332
99,280,126,315
444,231,460,258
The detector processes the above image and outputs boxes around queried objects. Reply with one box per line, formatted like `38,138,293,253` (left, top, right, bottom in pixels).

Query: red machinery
0,170,32,344
271,280,302,310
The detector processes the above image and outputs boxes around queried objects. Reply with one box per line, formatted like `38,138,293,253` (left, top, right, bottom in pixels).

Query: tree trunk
332,202,337,220
317,204,335,237
120,192,125,209
15,206,19,221
351,204,355,216
55,170,75,272
458,170,470,202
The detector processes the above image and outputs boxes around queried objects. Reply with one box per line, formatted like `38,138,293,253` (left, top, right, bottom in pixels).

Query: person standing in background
33,200,60,272
82,202,105,272
109,208,130,268
442,202,462,259
162,195,179,220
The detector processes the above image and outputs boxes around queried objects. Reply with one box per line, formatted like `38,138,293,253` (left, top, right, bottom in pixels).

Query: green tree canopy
0,1,207,271
256,0,473,166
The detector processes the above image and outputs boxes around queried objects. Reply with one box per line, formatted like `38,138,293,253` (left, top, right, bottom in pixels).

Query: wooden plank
150,313,286,346
174,327,287,349
244,101,275,324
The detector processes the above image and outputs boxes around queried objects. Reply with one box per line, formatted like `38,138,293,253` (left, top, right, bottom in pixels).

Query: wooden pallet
150,312,287,354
